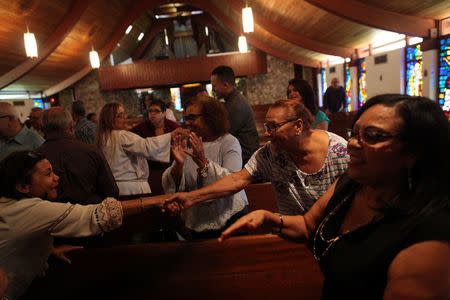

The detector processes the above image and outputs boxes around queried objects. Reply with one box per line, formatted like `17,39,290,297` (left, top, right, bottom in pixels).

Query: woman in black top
220,94,449,300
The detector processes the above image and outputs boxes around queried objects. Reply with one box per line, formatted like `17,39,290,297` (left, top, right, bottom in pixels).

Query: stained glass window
321,68,327,95
405,44,423,96
170,87,182,111
438,36,450,116
344,62,352,112
358,58,367,108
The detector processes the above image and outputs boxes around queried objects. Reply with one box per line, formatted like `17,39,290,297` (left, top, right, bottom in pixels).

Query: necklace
312,193,383,263
312,194,352,262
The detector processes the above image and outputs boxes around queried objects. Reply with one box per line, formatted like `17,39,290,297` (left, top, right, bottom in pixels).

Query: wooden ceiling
0,0,448,96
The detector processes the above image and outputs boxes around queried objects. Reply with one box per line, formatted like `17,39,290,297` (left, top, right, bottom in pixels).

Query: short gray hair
42,107,73,133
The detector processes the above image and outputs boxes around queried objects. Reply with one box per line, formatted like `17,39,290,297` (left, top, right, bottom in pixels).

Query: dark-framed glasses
183,114,202,122
148,109,162,114
348,127,398,145
263,119,296,133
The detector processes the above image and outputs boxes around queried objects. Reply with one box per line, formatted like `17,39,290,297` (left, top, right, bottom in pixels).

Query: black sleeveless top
309,174,450,300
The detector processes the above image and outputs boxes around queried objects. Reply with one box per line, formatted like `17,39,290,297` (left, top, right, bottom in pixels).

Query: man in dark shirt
38,107,118,205
211,65,259,165
323,77,347,113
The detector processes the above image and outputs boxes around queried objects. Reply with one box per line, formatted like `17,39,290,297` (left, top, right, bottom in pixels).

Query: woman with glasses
287,78,330,130
165,99,348,217
162,96,248,239
95,102,186,196
0,150,167,300
220,94,450,300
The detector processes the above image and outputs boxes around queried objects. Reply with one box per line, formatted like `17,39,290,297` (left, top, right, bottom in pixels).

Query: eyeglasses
348,128,398,145
183,114,202,122
263,119,296,133
116,112,127,119
148,109,162,114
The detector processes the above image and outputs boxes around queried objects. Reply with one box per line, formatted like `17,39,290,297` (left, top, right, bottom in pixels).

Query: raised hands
184,132,207,168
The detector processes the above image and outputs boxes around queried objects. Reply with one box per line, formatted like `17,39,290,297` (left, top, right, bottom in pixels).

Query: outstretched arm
219,180,338,242
164,168,254,211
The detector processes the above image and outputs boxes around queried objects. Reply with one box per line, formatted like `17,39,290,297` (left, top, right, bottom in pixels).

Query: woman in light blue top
287,78,330,130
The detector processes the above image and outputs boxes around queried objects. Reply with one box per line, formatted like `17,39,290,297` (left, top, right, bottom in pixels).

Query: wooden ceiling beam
226,0,353,58
45,0,320,96
132,19,172,61
44,0,166,96
186,0,320,67
0,0,90,90
304,0,437,37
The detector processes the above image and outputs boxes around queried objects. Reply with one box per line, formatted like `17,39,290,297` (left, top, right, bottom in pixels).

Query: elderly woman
287,78,330,130
220,94,450,300
162,96,248,239
0,151,165,300
165,99,348,216
95,102,186,196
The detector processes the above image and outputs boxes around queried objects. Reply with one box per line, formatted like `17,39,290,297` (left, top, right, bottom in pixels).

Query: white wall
321,46,439,107
0,99,35,123
365,48,405,98
422,49,438,101
326,64,344,86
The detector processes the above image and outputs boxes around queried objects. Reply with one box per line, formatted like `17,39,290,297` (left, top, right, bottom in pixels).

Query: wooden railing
23,235,323,300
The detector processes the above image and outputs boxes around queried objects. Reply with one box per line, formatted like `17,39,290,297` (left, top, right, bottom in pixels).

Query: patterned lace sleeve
94,197,123,232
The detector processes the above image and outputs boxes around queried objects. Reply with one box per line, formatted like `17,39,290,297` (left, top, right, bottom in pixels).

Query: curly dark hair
0,150,46,199
185,95,230,137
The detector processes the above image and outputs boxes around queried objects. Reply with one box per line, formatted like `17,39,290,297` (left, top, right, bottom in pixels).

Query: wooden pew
327,111,358,140
23,235,324,300
245,182,278,213
251,104,271,146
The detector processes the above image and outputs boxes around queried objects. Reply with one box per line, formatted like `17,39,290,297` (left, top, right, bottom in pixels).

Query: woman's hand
163,192,196,213
171,135,188,166
219,210,269,242
51,244,84,264
184,132,207,168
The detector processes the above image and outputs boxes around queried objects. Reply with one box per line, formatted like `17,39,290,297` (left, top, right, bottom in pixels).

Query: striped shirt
244,131,349,215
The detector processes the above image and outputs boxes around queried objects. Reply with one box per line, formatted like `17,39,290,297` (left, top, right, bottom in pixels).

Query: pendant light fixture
89,46,100,69
24,25,38,58
238,35,248,53
242,6,254,33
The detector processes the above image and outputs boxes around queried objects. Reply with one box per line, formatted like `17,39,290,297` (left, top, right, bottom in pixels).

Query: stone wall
58,54,295,115
58,70,142,117
246,55,294,105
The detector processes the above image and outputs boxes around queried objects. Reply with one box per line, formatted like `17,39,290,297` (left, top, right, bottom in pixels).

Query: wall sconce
238,35,248,53
24,28,38,58
89,47,100,69
242,7,254,33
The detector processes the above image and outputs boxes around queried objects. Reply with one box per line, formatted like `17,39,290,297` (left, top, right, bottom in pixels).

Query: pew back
23,235,323,300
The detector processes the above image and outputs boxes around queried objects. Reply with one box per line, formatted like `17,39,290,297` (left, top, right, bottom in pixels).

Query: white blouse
101,130,171,195
162,134,248,232
0,197,122,300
